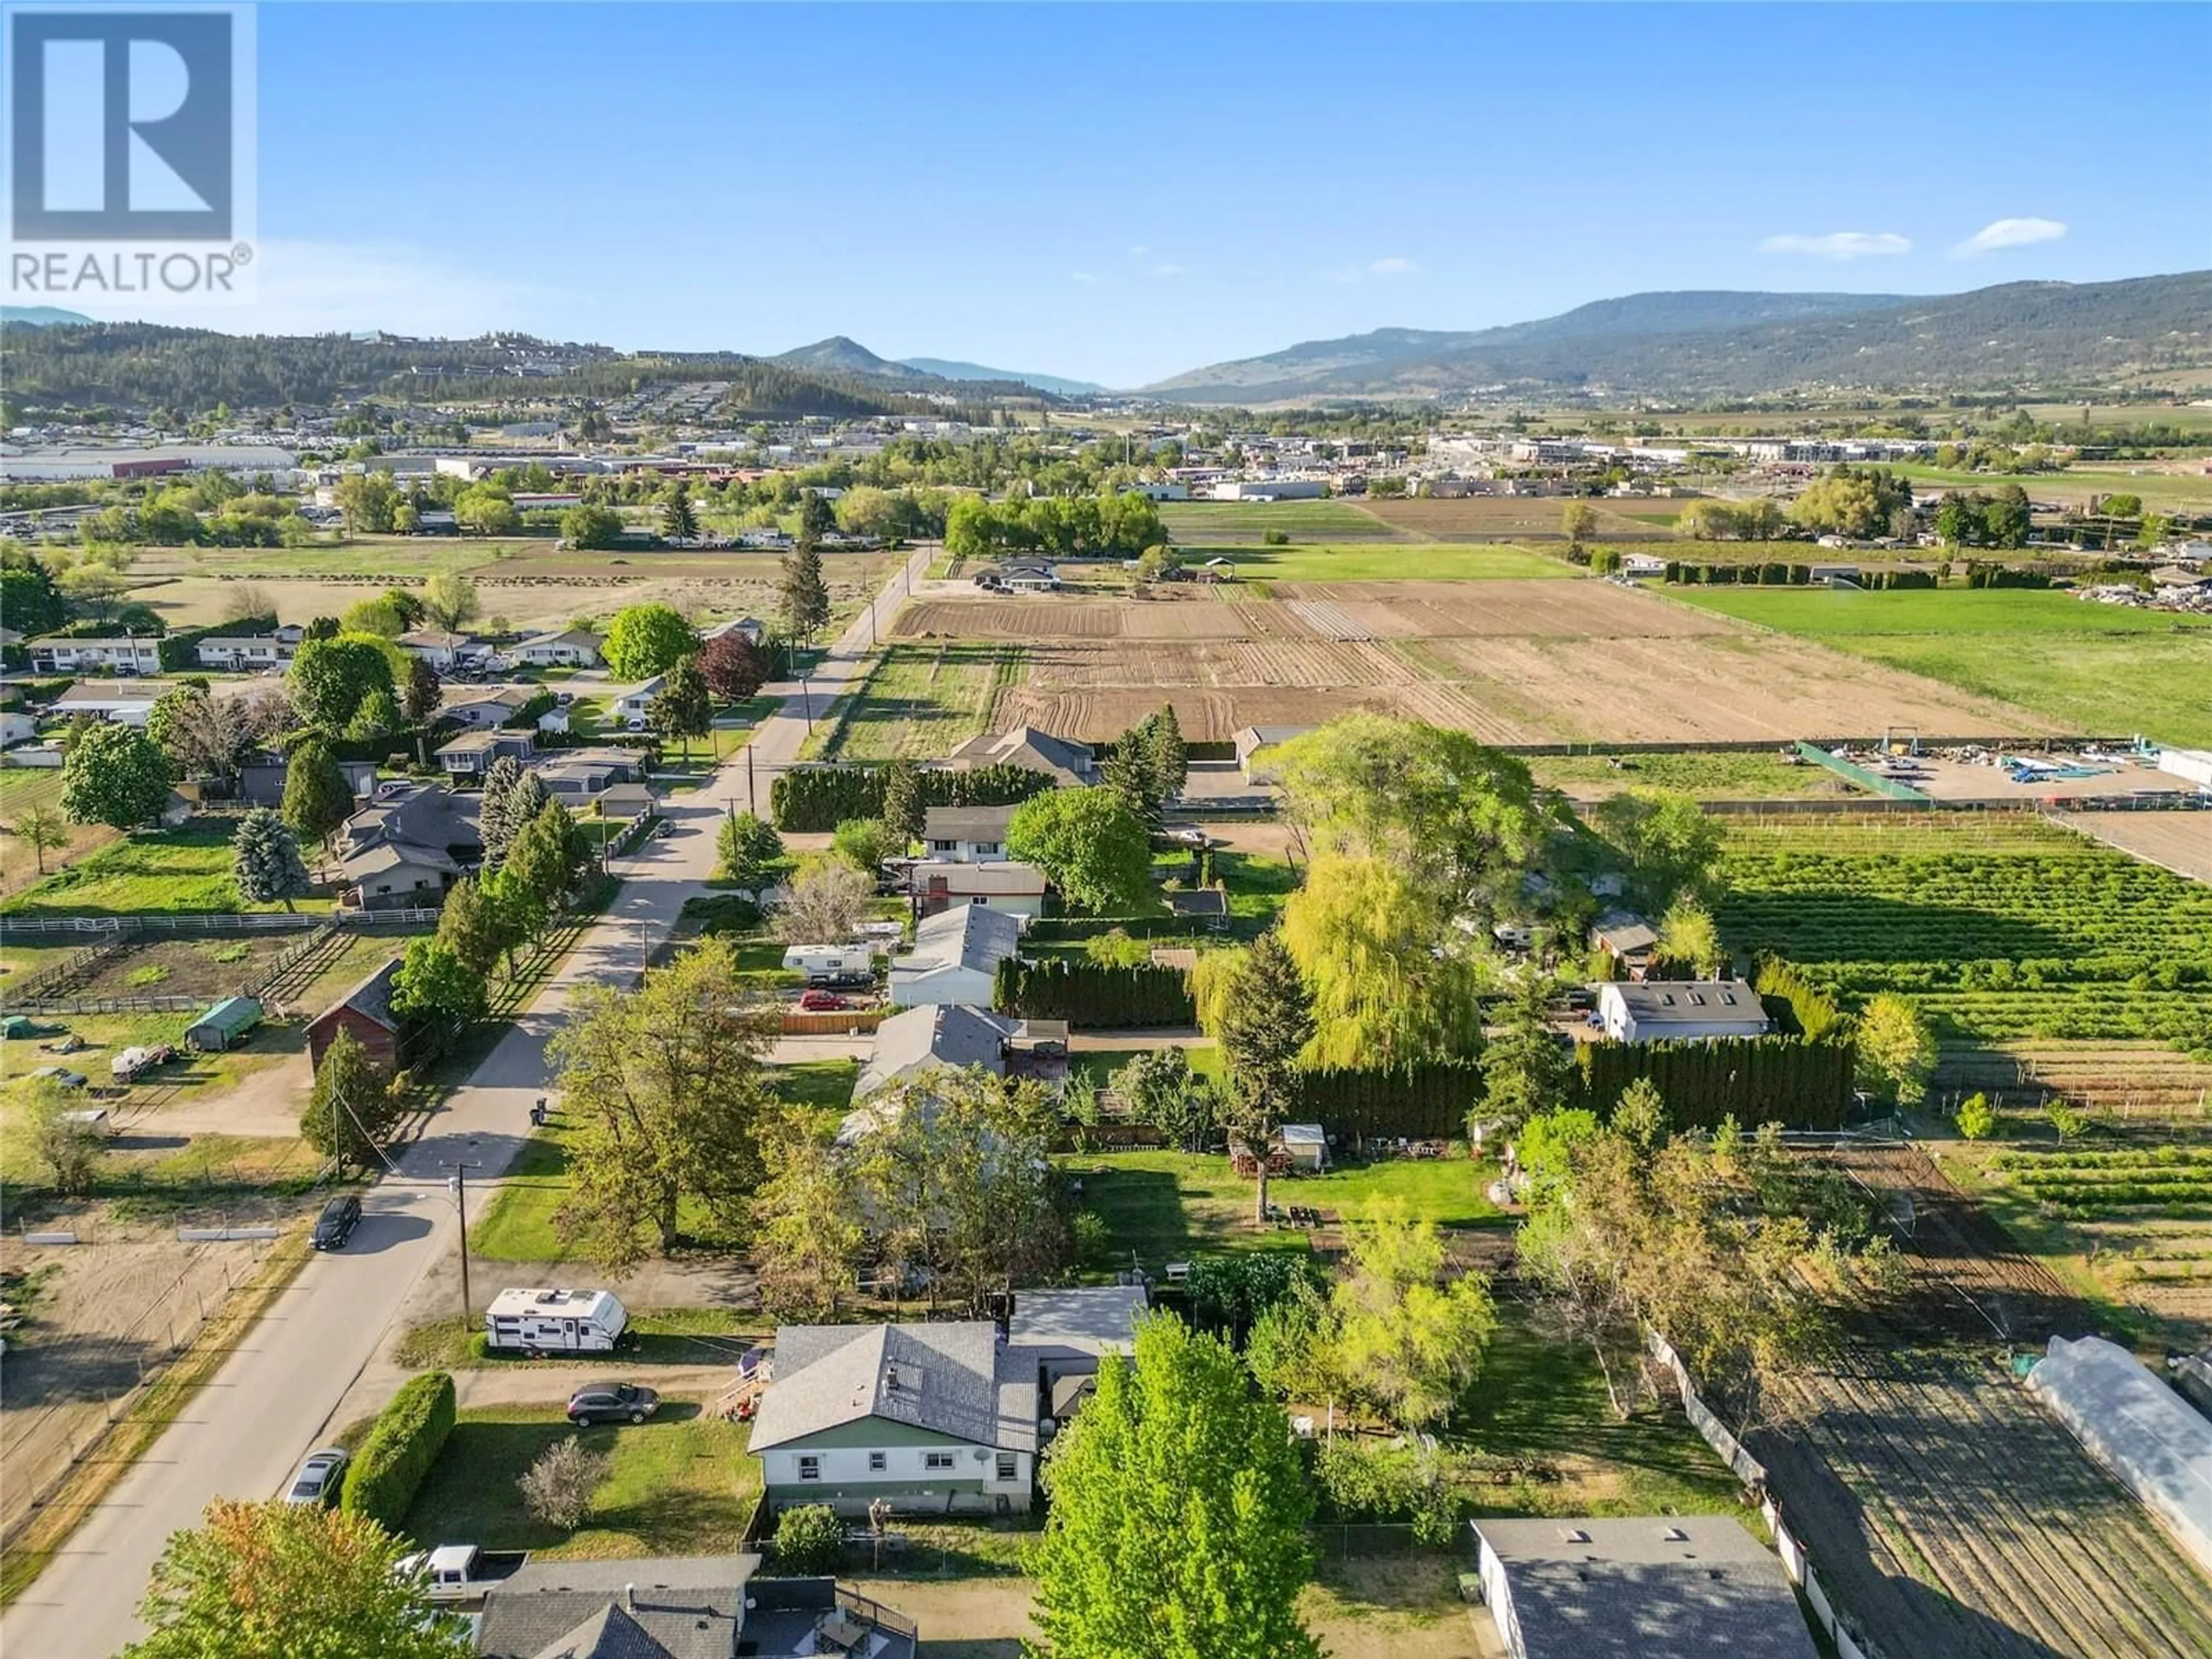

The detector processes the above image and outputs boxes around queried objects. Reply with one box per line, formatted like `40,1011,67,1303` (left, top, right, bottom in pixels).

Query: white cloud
1128,244,1149,257
1368,256,1418,276
1152,263,1185,279
1953,217,2068,257
1758,231,1913,260
1071,271,1099,285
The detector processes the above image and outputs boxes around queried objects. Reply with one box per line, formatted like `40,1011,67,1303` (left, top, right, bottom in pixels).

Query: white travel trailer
484,1287,629,1354
781,944,874,986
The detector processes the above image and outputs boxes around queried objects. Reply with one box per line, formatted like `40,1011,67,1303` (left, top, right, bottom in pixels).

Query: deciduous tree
290,634,397,730
9,804,69,875
1029,1315,1320,1659
420,571,480,633
1007,787,1153,915
122,1498,471,1659
1594,788,1722,910
24,1078,105,1195
1279,855,1484,1067
601,603,698,680
1855,992,1936,1109
717,810,783,893
1308,1203,1495,1429
774,852,872,944
517,1438,608,1530
60,721,172,830
551,940,777,1265
751,1108,862,1320
649,656,713,760
696,630,771,702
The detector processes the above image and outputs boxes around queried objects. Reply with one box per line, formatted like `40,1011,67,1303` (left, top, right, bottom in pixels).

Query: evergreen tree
778,537,831,645
1478,976,1570,1135
279,738,353,848
231,808,310,911
304,1028,402,1169
1216,931,1316,1223
478,755,526,865
878,758,924,849
660,483,699,542
649,656,713,760
433,875,511,978
1144,704,1187,808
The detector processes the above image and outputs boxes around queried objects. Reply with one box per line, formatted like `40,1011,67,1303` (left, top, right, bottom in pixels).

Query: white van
780,945,874,986
484,1287,629,1354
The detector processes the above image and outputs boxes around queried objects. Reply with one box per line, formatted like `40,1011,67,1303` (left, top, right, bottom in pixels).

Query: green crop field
821,642,1024,761
1666,586,2212,746
1982,1146,2212,1218
1892,463,2212,512
1715,814,2212,1052
1157,500,1403,542
1211,543,1571,583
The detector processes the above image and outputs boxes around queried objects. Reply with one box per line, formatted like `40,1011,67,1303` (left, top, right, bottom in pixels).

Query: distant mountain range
0,306,94,328
1143,272,2212,402
768,336,1097,399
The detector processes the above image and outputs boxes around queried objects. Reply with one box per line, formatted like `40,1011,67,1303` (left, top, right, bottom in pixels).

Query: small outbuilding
308,959,404,1078
1596,980,1770,1044
1280,1123,1328,1173
185,995,263,1052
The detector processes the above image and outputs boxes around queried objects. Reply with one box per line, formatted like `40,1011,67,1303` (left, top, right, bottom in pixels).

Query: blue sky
197,3,2212,384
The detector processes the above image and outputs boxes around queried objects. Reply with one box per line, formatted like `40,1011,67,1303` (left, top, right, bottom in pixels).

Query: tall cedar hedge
770,762,1054,831
1294,1061,1481,1141
994,957,1195,1027
1571,1036,1856,1131
339,1370,457,1530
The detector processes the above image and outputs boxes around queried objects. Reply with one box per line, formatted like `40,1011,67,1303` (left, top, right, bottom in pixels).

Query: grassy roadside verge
0,1227,314,1608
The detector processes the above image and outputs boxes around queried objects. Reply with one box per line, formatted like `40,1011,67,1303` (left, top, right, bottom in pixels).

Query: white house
511,628,602,669
749,1321,1038,1516
1620,552,1669,577
437,684,539,730
1596,980,1770,1044
0,710,39,747
613,675,666,724
51,679,165,726
910,859,1047,922
26,636,163,675
889,904,1022,1008
396,629,472,669
921,803,1015,863
195,629,301,671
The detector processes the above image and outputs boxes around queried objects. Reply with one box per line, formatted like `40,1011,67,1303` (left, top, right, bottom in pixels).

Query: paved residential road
0,546,925,1659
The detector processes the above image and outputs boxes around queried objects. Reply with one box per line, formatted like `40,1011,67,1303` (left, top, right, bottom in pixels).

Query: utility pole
745,744,756,810
445,1160,482,1332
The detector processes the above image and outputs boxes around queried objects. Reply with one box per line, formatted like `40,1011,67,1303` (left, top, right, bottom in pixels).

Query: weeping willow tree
1278,855,1486,1068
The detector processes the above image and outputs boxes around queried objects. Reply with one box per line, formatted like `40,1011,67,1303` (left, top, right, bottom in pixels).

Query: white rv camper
780,944,874,986
484,1287,630,1354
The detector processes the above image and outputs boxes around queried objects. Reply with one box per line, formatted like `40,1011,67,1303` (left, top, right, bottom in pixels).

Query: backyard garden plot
1715,815,2212,1050
821,642,1024,762
0,824,335,919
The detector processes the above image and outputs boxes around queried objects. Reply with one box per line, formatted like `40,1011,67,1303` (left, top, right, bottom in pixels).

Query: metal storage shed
185,996,263,1052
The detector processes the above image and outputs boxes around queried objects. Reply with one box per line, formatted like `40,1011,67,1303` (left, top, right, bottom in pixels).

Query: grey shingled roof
897,903,1022,977
751,1321,1037,1456
922,802,1017,843
476,1557,756,1659
1474,1516,1818,1659
852,1005,1013,1101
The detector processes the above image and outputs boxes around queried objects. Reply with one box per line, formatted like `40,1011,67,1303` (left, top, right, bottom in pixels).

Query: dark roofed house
1589,908,1660,978
940,726,1095,786
1472,1516,1820,1659
335,783,480,911
308,958,404,1077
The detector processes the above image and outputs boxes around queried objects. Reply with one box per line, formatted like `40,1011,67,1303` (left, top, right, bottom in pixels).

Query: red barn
308,959,405,1078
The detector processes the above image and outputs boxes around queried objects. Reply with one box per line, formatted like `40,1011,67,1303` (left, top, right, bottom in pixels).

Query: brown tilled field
893,575,2053,746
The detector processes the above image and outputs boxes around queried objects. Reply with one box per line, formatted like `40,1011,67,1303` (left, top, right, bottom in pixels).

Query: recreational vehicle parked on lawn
484,1288,630,1354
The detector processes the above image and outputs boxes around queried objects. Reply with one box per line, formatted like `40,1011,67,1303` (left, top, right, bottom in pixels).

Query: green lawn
1200,543,1572,583
1891,463,2212,512
823,642,1024,762
400,1407,760,1559
1665,585,2212,747
1453,1302,1745,1520
1158,501,1402,543
0,823,334,918
187,538,529,578
1071,1044,1226,1089
1068,1149,1505,1268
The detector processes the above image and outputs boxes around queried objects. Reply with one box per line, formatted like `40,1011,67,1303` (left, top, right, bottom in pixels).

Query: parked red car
798,990,851,1012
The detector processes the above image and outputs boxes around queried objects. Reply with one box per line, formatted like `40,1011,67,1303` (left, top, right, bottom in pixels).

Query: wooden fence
1646,1330,1891,1659
778,1009,888,1036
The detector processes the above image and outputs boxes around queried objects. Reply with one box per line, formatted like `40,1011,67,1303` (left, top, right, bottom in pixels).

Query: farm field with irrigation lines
817,641,1025,760
1666,585,2212,747
1744,1143,2212,1659
1714,814,2212,1054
